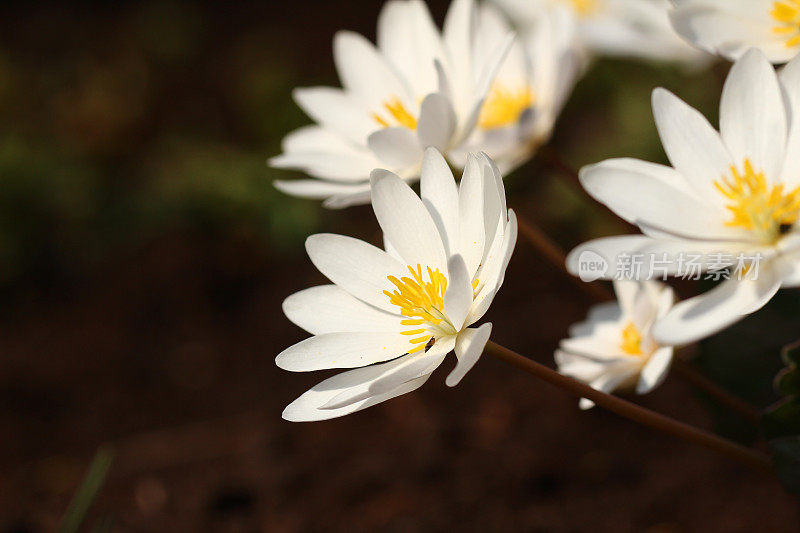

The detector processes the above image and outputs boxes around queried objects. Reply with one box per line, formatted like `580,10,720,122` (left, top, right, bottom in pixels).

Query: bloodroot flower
270,0,513,208
567,49,800,345
451,2,581,172
277,148,517,421
494,0,709,65
670,0,800,63
556,281,675,409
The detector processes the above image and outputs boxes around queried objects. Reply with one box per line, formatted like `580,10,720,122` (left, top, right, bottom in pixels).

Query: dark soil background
0,1,798,531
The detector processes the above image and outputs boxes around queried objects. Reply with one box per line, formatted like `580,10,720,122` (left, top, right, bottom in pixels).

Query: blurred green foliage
0,1,323,291
762,341,800,492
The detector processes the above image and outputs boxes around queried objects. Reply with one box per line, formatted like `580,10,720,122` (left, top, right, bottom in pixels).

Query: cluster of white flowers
565,50,800,404
272,0,800,420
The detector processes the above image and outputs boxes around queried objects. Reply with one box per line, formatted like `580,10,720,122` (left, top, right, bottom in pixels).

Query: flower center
371,97,417,130
564,0,599,16
771,0,800,48
384,264,478,353
620,321,643,356
478,84,534,130
713,159,800,242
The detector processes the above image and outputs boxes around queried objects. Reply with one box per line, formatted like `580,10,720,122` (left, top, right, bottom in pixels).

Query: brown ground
0,220,797,532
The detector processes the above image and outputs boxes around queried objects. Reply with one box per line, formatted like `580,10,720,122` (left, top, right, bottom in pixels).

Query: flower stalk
516,215,611,302
484,340,772,472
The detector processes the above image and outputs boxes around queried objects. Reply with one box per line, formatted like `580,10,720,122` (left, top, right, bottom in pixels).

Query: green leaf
775,341,800,398
763,398,800,441
59,446,114,533
768,436,800,494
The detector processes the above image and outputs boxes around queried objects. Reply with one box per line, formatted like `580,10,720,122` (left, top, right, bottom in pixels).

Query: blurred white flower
556,280,675,409
277,149,517,421
270,0,513,208
493,0,710,65
670,0,800,63
567,49,800,345
450,3,582,173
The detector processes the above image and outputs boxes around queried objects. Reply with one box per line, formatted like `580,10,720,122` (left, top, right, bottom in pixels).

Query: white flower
556,280,675,409
270,0,513,208
493,0,710,65
450,3,582,173
277,148,517,421
670,0,800,63
567,49,800,346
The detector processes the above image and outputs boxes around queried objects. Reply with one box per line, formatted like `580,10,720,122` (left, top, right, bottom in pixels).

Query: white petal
442,0,475,114
269,151,377,182
333,31,412,108
444,254,473,331
458,154,486,276
446,323,492,386
652,275,781,346
652,88,734,205
780,53,800,187
578,398,595,410
466,211,517,325
293,87,375,144
720,48,787,181
274,179,371,203
420,147,459,254
383,234,404,262
613,280,639,318
417,93,457,151
569,302,622,337
305,233,406,311
272,125,380,179
776,244,800,286
367,127,424,170
455,32,515,145
476,3,528,86
637,347,674,394
320,355,415,409
580,369,638,410
579,159,740,240
283,285,400,335
279,125,355,153
276,331,412,371
478,152,506,259
378,0,444,97
370,170,447,272
668,2,790,63
282,366,429,422
406,0,448,95
364,336,455,399
555,349,608,383
324,189,375,209
559,334,625,361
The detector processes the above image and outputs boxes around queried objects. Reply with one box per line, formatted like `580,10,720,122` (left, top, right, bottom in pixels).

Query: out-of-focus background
0,1,798,531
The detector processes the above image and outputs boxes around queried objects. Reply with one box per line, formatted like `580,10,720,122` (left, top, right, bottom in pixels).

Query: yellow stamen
620,321,643,356
371,97,417,129
478,84,534,130
565,0,599,16
713,159,800,241
771,1,800,48
384,265,480,354
384,265,448,353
